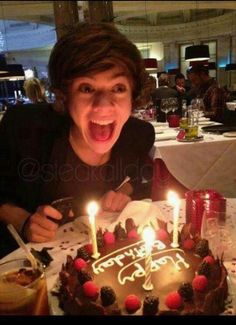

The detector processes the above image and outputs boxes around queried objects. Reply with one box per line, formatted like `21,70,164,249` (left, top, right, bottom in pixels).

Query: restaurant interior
0,1,236,102
0,1,236,316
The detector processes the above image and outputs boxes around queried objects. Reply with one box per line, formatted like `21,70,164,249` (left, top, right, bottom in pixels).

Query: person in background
23,77,48,104
153,73,178,121
187,65,226,122
0,22,155,251
173,73,186,97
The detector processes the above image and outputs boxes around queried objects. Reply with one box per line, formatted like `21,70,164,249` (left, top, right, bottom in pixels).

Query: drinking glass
0,258,49,315
160,98,171,122
169,97,178,113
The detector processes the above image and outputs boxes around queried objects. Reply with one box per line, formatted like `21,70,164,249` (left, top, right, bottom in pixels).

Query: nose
92,90,114,110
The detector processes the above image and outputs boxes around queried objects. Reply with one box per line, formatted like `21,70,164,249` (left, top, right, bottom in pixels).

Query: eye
112,84,127,93
78,83,94,93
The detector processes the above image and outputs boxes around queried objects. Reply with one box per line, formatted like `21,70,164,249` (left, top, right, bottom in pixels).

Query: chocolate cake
56,219,228,315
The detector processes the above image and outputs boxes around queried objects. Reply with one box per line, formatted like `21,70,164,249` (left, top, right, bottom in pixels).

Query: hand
100,190,131,212
24,205,62,242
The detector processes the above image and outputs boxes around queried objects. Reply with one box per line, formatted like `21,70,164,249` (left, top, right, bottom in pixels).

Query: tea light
142,226,155,291
168,191,180,248
87,201,100,259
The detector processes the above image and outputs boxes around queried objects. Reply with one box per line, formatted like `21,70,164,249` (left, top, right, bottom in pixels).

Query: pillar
53,1,79,40
88,1,114,23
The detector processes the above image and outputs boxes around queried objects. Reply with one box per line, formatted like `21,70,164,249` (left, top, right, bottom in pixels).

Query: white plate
198,121,215,126
198,117,210,122
223,132,236,137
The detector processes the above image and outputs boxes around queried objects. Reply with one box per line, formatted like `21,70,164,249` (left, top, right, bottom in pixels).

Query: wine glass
160,98,171,122
169,97,179,113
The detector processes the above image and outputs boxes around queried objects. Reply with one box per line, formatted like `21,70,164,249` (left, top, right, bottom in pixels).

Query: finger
109,192,125,212
110,193,131,212
117,195,131,211
28,232,50,243
38,205,62,220
102,191,116,210
31,213,58,231
28,221,57,240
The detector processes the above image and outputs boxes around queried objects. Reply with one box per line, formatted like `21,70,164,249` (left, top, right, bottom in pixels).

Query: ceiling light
225,63,236,71
185,45,210,62
143,58,158,71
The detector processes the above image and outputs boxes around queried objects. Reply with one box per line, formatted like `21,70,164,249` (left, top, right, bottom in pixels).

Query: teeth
91,120,113,125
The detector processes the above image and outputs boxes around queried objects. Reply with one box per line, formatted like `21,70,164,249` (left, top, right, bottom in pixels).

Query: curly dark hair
48,22,149,110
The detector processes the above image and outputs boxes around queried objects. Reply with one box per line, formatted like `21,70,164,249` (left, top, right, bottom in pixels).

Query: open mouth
89,120,115,142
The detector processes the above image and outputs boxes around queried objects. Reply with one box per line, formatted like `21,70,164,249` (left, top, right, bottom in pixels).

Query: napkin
155,133,177,141
73,200,166,232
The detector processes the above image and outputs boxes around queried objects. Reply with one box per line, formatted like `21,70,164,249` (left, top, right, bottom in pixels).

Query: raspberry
100,286,116,306
103,231,115,245
165,292,182,310
178,283,194,301
156,228,169,241
143,295,159,315
73,258,87,271
192,275,208,292
125,294,141,313
203,255,215,265
127,229,139,240
183,238,195,250
82,281,99,299
77,246,90,261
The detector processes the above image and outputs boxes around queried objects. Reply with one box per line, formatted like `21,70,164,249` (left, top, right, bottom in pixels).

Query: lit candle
142,225,155,291
168,191,180,248
87,201,100,259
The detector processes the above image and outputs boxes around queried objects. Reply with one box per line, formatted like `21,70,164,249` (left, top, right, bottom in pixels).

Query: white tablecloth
149,129,236,198
1,199,236,315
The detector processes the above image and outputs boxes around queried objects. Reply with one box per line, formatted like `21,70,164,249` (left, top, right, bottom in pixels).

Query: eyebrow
80,71,128,81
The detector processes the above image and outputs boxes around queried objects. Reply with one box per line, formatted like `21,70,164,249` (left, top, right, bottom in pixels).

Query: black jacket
0,104,155,214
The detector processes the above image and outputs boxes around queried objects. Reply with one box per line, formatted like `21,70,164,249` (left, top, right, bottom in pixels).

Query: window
139,48,150,59
179,43,194,77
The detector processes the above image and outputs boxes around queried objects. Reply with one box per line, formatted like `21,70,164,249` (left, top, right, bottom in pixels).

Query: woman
0,22,155,247
23,77,48,104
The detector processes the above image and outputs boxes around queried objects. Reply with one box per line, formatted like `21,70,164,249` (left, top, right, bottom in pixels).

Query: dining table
149,120,236,201
0,198,236,316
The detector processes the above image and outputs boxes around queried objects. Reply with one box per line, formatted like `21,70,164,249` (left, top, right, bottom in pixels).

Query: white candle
142,226,155,291
87,201,100,259
168,191,180,248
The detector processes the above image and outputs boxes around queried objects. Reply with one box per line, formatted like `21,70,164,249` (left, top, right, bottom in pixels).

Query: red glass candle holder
167,114,180,128
185,189,226,234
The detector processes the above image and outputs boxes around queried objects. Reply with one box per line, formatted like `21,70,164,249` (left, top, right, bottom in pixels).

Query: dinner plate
198,121,215,126
177,136,204,143
223,131,236,137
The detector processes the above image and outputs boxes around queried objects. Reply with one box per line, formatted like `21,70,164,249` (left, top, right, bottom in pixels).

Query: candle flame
167,190,180,207
142,226,155,248
205,193,210,199
87,201,99,222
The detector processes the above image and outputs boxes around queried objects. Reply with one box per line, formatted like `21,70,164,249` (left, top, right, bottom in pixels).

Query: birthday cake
56,218,228,315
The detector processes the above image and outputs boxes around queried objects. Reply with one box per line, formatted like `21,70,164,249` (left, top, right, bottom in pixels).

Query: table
1,199,236,315
149,123,236,200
